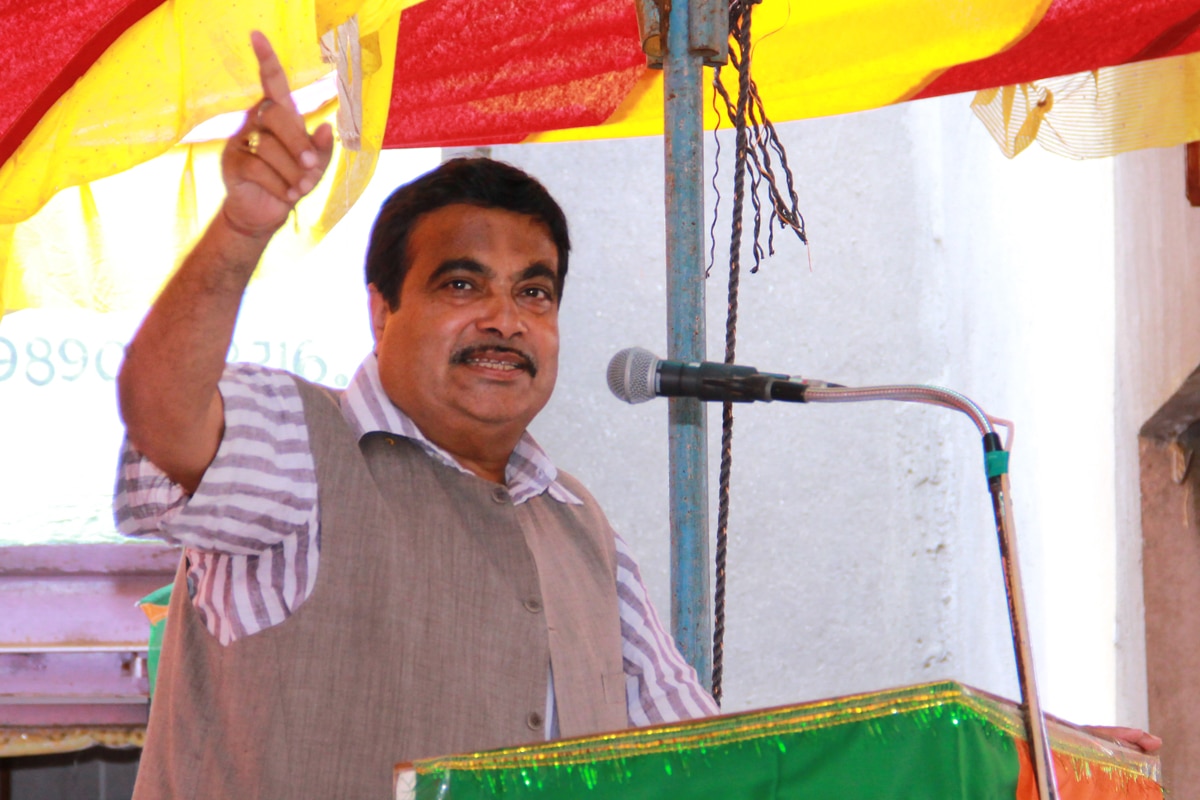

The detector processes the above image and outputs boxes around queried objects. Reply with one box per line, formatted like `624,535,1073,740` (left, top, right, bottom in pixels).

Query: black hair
365,157,570,309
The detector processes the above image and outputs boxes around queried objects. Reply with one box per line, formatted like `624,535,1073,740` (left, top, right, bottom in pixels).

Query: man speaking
115,32,715,799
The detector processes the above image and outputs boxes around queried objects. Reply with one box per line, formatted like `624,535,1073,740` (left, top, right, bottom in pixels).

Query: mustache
450,344,538,377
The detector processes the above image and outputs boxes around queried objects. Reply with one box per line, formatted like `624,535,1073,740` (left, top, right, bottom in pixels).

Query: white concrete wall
497,91,1128,725
0,87,1143,730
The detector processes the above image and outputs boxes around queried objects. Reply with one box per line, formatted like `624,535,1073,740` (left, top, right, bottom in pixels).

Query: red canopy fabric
383,0,644,148
916,0,1200,100
0,0,164,170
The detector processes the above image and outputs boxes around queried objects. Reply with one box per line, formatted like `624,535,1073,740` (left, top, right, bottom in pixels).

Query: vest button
526,711,544,730
385,437,396,446
491,487,509,504
523,597,542,613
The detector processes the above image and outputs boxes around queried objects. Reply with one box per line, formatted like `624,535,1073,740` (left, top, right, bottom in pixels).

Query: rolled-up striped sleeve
113,444,190,535
614,534,719,725
114,363,316,553
113,363,321,644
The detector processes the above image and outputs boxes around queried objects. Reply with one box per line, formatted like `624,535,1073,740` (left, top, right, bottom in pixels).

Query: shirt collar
339,354,581,506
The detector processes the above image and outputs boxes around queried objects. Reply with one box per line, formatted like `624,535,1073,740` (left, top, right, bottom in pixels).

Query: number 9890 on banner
0,337,124,385
0,338,335,386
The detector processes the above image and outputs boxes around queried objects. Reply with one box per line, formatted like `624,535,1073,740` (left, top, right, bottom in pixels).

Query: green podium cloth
394,682,1161,800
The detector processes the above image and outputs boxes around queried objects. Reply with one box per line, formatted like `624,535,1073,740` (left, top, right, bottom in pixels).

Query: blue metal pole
664,0,712,689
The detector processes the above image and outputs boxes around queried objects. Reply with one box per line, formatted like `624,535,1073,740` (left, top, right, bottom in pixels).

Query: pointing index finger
250,31,296,111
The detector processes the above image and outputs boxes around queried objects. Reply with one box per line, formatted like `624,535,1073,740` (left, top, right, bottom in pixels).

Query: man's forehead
407,204,559,270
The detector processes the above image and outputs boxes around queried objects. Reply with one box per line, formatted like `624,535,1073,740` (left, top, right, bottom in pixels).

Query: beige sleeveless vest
134,377,627,799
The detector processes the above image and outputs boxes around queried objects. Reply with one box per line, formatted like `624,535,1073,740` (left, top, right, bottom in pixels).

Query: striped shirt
114,355,717,729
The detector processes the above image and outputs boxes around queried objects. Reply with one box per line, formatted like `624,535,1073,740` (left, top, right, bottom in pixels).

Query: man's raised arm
118,32,334,493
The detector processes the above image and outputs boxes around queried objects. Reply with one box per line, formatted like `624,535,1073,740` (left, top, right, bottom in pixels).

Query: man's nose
476,291,526,338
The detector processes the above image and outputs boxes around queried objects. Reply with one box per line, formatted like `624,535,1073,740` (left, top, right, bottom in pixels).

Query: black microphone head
607,347,660,404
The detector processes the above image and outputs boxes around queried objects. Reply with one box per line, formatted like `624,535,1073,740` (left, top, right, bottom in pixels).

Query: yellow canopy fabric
0,0,409,313
3,0,1197,315
533,0,1052,143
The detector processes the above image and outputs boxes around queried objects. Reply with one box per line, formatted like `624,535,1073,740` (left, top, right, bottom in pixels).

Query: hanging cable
708,0,809,704
709,0,752,707
712,9,808,271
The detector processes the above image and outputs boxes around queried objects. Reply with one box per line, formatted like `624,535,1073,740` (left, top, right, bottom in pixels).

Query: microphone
607,347,830,404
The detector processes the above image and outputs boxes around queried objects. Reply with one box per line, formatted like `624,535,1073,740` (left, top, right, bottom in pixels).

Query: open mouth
451,345,538,378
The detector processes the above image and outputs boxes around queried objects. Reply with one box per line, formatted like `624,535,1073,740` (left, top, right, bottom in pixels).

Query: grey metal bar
663,0,712,688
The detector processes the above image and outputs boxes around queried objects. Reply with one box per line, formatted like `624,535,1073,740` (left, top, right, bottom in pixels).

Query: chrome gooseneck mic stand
607,348,1058,799
790,380,1057,800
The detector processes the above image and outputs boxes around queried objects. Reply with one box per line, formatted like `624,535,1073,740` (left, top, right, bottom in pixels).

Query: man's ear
367,283,390,346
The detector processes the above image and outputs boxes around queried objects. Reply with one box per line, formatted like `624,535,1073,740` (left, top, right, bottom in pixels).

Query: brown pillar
1141,368,1200,795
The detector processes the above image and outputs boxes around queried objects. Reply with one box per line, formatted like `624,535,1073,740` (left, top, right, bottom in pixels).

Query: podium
395,681,1161,799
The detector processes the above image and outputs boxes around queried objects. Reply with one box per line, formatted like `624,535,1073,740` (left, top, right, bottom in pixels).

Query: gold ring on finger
246,130,261,156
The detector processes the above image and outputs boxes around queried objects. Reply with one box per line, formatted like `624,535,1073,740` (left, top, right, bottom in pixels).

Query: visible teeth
468,358,520,369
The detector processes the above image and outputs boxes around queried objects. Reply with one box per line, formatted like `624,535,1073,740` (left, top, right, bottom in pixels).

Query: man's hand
119,32,335,493
1083,724,1163,754
219,31,335,240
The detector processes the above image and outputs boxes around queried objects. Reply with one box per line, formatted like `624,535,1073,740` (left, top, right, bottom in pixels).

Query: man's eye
522,286,554,301
446,279,474,291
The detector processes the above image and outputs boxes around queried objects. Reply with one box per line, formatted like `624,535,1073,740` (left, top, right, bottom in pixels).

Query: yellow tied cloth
973,51,1200,159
